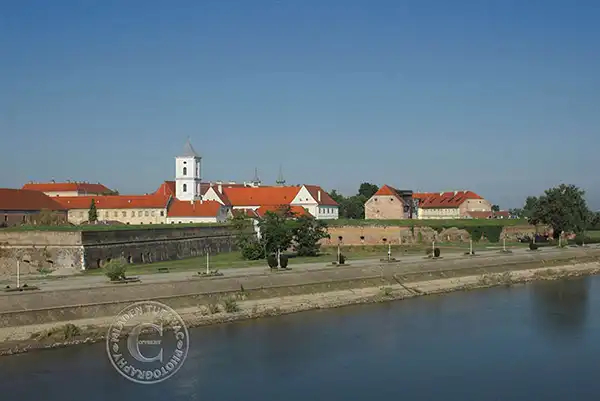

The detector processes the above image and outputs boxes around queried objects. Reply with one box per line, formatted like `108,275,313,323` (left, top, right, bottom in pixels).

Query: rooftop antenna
276,164,286,186
252,167,261,185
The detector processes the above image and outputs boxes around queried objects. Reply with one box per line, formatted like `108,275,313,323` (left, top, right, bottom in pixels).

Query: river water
2,277,600,401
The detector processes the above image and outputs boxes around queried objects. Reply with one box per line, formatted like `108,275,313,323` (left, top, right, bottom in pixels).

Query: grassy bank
81,242,530,277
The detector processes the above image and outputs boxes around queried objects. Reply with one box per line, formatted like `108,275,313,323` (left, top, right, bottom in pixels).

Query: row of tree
515,184,599,238
328,182,379,219
232,206,330,260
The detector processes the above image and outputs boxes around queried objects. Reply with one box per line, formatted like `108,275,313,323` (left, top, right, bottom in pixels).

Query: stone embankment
1,247,599,356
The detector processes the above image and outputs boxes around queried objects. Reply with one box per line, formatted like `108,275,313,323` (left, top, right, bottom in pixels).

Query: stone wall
83,226,236,269
0,231,83,276
324,224,540,245
0,225,237,275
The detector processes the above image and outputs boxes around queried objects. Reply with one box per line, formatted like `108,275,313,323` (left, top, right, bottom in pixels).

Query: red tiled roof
303,185,338,206
22,182,112,194
374,185,399,197
255,205,311,218
414,191,482,208
0,188,66,211
222,186,301,207
54,195,170,210
154,181,176,196
167,200,224,217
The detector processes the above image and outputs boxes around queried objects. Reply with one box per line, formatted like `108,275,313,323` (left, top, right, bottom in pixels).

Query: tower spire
252,167,261,186
276,164,286,186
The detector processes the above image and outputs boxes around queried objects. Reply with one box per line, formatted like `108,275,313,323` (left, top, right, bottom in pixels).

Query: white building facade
175,139,203,201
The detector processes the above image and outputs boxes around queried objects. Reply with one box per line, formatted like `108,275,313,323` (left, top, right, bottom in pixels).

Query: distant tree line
328,182,379,219
516,184,600,237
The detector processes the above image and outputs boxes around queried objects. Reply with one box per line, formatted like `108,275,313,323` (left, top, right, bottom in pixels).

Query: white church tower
175,138,202,201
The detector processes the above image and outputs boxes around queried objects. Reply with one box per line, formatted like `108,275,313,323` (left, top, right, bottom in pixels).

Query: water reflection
530,277,590,338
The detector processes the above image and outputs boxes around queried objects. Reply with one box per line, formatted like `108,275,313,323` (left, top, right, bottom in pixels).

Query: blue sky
1,0,599,209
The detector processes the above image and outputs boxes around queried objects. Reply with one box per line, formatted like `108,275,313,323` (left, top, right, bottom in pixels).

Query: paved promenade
3,244,597,293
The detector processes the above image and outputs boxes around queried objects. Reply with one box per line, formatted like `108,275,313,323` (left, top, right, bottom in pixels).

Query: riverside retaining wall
1,246,599,328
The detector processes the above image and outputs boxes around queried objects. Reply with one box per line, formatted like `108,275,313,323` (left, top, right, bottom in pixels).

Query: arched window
183,167,187,176
183,184,187,192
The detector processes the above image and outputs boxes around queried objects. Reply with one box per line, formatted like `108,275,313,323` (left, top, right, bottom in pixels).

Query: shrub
529,242,539,251
222,297,240,313
466,227,483,242
240,239,265,260
104,260,126,281
434,248,441,258
207,303,220,314
267,254,278,268
338,254,346,264
425,248,433,256
279,254,289,268
482,226,503,243
33,323,81,341
417,232,423,243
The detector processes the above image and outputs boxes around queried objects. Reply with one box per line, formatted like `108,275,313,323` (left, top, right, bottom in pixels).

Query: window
183,167,187,176
131,211,135,217
138,211,142,217
183,184,187,192
144,211,149,217
122,211,126,217
151,211,155,217
114,211,118,217
3,215,6,222
160,211,164,216
390,198,394,201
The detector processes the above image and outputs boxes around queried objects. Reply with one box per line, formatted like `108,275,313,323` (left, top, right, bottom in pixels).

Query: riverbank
1,254,599,356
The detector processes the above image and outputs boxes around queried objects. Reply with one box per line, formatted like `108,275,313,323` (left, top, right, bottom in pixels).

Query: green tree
509,208,523,218
231,211,264,260
344,195,367,219
491,204,500,212
358,182,379,199
258,210,295,255
88,199,98,222
293,215,330,256
530,184,591,238
522,196,539,221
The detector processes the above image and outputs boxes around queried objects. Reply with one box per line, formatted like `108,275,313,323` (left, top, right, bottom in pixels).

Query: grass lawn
83,242,529,276
326,218,529,227
586,230,600,239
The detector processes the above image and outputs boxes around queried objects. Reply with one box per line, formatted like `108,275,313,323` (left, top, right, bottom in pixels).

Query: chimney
454,191,458,196
318,190,321,202
218,183,222,193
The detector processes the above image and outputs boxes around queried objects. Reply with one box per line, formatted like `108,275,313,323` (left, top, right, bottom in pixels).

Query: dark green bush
529,242,539,251
279,254,289,268
104,260,126,281
466,227,483,242
434,248,441,258
482,226,503,243
338,254,346,264
267,254,278,268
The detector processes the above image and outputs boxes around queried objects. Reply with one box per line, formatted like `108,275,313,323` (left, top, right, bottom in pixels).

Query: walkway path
3,245,597,293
